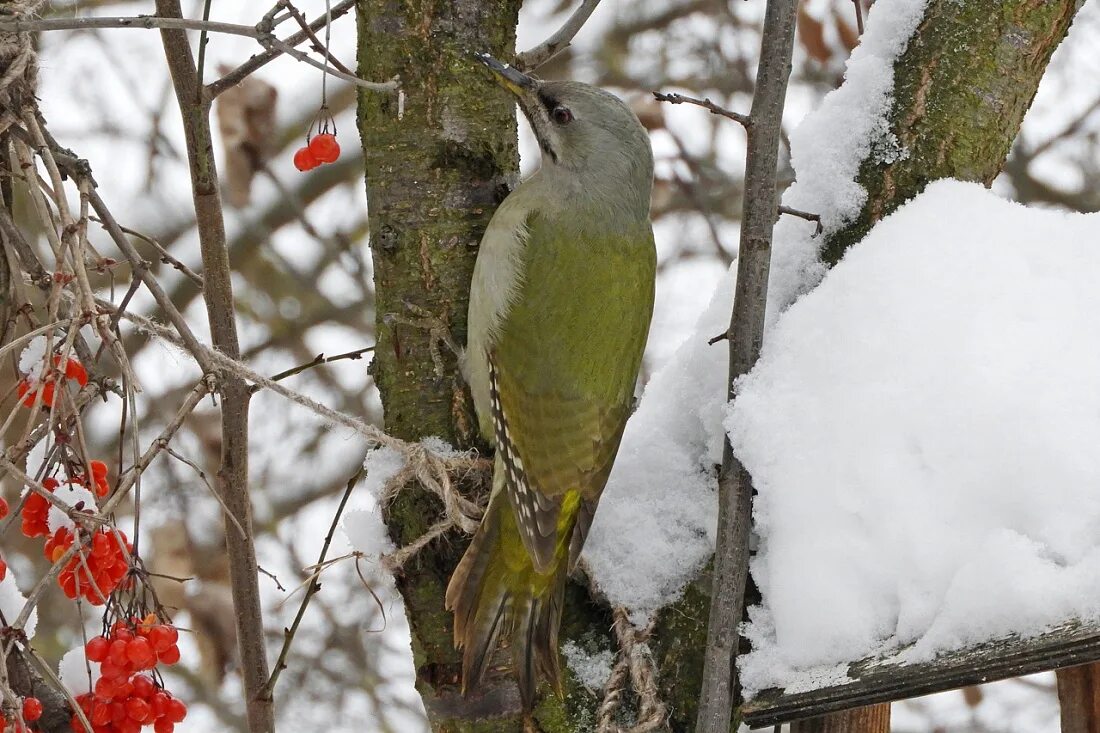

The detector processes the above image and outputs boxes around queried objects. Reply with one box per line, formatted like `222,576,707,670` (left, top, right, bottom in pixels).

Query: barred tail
445,489,568,709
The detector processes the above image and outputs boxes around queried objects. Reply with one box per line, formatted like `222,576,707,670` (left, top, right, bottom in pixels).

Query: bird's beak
474,52,538,98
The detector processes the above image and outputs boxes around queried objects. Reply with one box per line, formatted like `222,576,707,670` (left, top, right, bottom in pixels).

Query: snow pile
59,646,100,694
766,0,928,319
0,574,37,638
47,483,99,533
729,180,1100,695
343,446,407,557
583,0,929,619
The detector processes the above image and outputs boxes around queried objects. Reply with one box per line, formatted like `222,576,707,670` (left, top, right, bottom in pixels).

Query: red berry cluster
18,355,88,408
75,617,186,733
293,133,340,171
0,697,43,732
43,528,132,604
21,461,111,538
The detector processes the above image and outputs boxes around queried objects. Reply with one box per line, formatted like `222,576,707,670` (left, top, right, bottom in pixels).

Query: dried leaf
215,66,278,208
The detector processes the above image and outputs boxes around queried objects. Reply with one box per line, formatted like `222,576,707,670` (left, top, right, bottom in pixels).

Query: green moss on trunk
822,0,1078,265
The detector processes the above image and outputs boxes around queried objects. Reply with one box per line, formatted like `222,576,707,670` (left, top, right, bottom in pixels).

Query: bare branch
695,0,799,730
778,205,823,235
653,91,752,128
0,15,264,38
261,468,364,699
516,0,602,70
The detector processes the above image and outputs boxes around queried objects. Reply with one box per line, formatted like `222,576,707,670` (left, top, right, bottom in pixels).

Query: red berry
165,698,187,723
85,635,110,662
23,696,43,721
90,460,108,478
308,133,341,163
109,639,130,666
157,644,181,665
154,719,175,733
126,697,151,723
0,496,8,519
149,625,179,652
131,674,155,699
0,555,6,582
59,356,89,386
293,146,320,171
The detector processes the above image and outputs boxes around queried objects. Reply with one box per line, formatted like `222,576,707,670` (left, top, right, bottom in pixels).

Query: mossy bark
822,0,1079,265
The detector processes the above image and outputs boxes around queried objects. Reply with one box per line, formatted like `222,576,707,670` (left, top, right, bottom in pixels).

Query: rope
597,608,669,732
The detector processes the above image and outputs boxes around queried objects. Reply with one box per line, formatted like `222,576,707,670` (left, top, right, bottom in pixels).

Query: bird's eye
551,106,573,125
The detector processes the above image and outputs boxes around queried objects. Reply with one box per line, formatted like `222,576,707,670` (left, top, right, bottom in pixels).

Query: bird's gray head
476,54,653,216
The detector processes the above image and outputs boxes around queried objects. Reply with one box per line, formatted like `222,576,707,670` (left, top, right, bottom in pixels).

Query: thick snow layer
59,646,100,694
766,0,928,320
583,0,928,620
729,180,1100,695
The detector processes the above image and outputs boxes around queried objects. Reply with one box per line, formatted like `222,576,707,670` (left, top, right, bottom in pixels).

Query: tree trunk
357,2,610,731
821,0,1079,264
1058,665,1100,733
355,0,1081,731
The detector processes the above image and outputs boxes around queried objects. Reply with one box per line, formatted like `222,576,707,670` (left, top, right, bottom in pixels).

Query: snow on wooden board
742,618,1100,727
728,180,1100,706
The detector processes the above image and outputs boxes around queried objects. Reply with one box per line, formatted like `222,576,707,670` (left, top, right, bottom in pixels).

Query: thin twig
282,1,355,77
653,91,751,128
263,36,395,91
516,0,602,70
208,0,356,97
249,345,375,394
778,205,823,235
0,15,268,37
261,468,364,698
91,216,204,287
852,0,864,35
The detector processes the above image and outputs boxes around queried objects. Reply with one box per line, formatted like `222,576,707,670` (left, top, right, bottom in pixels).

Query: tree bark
1059,665,1100,733
357,2,611,731
822,0,1079,264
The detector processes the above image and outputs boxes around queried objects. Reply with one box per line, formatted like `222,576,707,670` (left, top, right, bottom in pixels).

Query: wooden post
791,705,891,733
1058,664,1100,733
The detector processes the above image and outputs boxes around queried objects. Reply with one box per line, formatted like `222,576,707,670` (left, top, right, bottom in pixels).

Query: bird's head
475,53,653,188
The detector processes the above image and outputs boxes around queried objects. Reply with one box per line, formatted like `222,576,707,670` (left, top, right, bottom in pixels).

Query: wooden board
742,618,1100,728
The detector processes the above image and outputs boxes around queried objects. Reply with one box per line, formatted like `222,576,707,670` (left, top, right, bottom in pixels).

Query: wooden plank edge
742,619,1100,728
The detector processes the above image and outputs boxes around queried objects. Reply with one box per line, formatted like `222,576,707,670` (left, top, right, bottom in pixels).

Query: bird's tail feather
445,490,567,708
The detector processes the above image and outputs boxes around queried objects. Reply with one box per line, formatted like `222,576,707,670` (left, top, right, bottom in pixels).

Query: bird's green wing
490,210,655,573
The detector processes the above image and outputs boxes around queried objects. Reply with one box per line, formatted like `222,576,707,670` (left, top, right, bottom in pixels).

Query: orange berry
308,133,340,163
293,146,320,171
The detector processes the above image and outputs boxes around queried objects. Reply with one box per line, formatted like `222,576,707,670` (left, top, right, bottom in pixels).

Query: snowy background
0,0,1097,731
